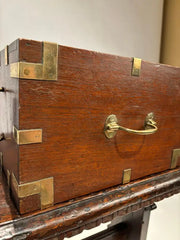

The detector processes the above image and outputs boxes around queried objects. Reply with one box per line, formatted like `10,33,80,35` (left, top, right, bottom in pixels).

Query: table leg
83,204,157,240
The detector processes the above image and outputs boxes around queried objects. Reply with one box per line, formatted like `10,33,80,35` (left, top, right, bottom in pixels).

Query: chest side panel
0,40,19,181
18,41,180,204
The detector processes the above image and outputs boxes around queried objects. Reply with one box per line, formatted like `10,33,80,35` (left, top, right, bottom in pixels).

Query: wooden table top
0,168,180,239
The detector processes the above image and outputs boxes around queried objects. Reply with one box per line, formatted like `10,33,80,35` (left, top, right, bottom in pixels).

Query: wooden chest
0,39,180,214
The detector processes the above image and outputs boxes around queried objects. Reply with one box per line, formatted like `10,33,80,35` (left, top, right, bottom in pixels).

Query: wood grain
18,40,180,207
0,172,19,225
0,40,19,181
0,168,179,239
1,39,180,214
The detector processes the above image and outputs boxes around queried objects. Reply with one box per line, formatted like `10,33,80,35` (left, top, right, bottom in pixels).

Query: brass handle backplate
104,112,157,139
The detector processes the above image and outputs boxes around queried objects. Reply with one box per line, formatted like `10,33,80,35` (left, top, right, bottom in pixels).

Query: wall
147,194,180,240
161,0,180,66
0,0,179,239
0,0,162,62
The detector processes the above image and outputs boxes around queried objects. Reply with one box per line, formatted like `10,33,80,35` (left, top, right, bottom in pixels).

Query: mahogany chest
0,39,180,214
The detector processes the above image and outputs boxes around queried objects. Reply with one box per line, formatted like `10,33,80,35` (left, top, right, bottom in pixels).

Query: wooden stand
84,204,156,240
0,168,180,239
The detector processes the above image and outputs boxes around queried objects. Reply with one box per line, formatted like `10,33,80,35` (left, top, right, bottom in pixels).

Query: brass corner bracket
13,126,42,145
10,42,58,80
11,173,54,210
171,149,180,169
132,57,141,76
122,168,131,184
5,46,9,65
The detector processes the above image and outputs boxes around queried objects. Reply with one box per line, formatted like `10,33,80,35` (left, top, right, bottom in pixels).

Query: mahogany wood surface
0,172,19,225
18,39,180,205
0,39,180,214
83,205,155,240
0,40,19,181
0,168,180,239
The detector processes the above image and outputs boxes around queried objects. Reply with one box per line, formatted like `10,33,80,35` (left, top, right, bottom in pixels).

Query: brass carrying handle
104,112,157,139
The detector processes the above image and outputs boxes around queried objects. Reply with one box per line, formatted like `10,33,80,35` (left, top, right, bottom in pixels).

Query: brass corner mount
11,173,54,210
132,57,141,76
10,41,58,81
123,169,131,184
13,126,42,145
171,149,180,169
